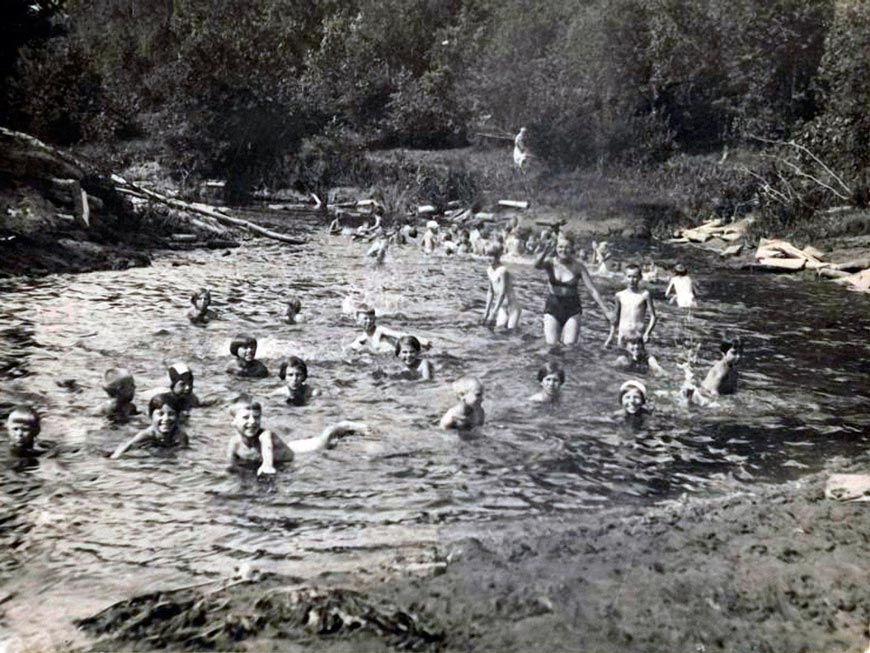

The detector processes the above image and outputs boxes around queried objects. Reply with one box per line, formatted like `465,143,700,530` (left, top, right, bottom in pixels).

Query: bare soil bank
76,456,870,653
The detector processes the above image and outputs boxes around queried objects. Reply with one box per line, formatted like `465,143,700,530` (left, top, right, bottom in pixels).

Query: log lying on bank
674,216,754,244
111,174,305,245
753,238,829,272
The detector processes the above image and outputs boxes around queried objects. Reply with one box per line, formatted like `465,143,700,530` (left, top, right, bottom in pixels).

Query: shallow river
1,216,869,646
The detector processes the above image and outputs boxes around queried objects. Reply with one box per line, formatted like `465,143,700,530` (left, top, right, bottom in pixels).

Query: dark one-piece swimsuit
544,265,582,327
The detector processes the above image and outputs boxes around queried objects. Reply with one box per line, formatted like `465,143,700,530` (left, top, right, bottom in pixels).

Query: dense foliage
1,0,866,204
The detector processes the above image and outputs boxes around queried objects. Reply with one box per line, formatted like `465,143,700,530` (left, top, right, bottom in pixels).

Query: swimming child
227,335,270,378
188,288,216,324
440,376,485,430
277,356,319,405
606,263,657,348
614,334,665,376
395,335,434,380
166,362,205,416
348,306,430,354
225,394,368,476
700,337,742,396
529,361,564,403
100,368,139,421
665,263,698,308
285,297,302,324
482,243,522,330
619,379,649,419
6,406,46,456
110,393,188,458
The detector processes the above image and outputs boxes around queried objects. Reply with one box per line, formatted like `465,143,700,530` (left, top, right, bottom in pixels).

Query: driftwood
111,175,305,245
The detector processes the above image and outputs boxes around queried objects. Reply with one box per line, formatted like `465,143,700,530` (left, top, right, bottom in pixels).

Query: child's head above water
395,335,422,367
674,263,688,276
619,380,647,415
278,356,308,388
720,336,743,362
6,405,40,450
285,297,302,322
537,361,565,395
228,394,263,438
230,335,258,362
453,376,484,405
191,288,211,308
168,362,194,397
103,368,135,401
355,305,376,330
485,243,503,260
623,333,647,361
148,393,182,436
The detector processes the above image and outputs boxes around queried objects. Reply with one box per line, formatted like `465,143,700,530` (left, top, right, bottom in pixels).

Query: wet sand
71,455,870,653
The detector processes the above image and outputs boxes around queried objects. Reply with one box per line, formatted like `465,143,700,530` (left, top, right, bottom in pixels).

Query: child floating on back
111,393,188,458
227,335,269,378
395,335,434,380
188,288,216,325
100,368,139,421
665,263,698,308
530,362,564,404
440,376,485,430
278,356,319,405
225,394,367,476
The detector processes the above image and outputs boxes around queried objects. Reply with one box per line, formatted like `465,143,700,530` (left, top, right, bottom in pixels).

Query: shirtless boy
482,244,522,330
348,306,430,354
606,263,657,348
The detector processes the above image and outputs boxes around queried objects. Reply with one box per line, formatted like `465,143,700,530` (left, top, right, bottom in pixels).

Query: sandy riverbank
65,454,870,653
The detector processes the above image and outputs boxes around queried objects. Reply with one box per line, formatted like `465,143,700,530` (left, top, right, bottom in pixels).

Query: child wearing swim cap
226,394,368,476
530,361,564,404
395,335,434,381
619,379,649,418
188,288,217,324
111,393,188,458
440,376,485,430
165,362,205,417
227,335,269,378
100,368,139,422
6,406,45,455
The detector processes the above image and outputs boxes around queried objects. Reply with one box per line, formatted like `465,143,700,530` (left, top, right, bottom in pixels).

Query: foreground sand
73,454,870,653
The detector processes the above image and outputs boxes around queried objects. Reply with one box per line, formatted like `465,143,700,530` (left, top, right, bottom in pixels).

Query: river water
1,216,869,647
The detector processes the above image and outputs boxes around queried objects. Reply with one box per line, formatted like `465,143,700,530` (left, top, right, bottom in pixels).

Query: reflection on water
1,216,869,645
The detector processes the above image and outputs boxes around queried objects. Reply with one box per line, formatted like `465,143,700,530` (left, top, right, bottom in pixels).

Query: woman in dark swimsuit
534,232,612,346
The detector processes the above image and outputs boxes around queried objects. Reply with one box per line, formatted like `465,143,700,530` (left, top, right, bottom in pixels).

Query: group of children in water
6,213,741,476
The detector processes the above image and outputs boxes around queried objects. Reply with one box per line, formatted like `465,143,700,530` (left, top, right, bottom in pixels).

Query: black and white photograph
1,1,869,651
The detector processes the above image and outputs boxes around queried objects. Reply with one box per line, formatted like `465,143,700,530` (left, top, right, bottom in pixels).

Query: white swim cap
426,220,439,230
619,379,647,400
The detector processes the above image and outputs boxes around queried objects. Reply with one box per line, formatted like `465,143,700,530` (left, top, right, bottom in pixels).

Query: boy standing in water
606,263,657,348
482,244,522,330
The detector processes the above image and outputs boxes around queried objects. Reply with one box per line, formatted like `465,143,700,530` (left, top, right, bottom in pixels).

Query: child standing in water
188,288,216,324
440,376,485,430
395,335,434,380
111,393,188,458
665,263,698,308
701,337,742,396
6,406,46,456
225,394,368,476
529,362,565,404
100,368,139,421
227,335,270,378
277,356,319,405
482,244,522,330
606,263,657,348
284,297,302,324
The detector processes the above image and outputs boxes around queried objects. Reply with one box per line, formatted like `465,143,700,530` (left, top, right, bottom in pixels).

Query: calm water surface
1,216,869,645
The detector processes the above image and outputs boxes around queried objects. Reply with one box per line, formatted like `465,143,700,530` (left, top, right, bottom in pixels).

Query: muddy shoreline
67,454,870,653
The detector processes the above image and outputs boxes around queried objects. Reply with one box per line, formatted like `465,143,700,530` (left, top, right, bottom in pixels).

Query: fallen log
498,200,530,209
834,257,870,272
111,175,305,245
